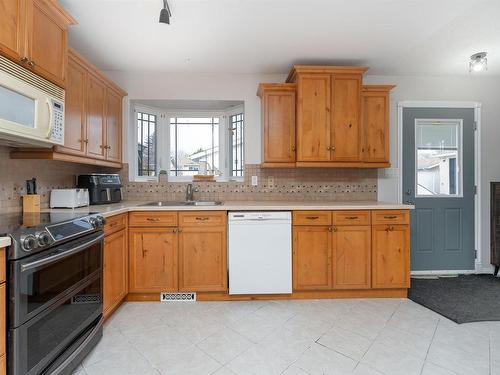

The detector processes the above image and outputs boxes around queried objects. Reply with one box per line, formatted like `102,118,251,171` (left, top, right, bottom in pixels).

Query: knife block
22,195,41,213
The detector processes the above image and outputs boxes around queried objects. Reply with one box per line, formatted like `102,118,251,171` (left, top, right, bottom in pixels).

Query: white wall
105,70,500,271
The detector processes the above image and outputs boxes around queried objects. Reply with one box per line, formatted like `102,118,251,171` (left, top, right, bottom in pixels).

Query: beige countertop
0,237,11,248
44,200,414,218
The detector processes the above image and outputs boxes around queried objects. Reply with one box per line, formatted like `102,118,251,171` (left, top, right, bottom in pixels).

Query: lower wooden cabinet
129,228,178,293
293,226,332,290
372,224,410,289
332,225,371,289
0,283,4,370
103,229,128,317
178,226,227,292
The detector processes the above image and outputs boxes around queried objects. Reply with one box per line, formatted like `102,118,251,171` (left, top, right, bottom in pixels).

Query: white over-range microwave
0,55,65,148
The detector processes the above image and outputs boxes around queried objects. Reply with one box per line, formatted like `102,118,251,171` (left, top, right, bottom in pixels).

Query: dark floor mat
408,274,500,324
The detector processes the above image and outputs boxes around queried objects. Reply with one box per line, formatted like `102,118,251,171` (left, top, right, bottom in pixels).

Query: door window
415,119,462,197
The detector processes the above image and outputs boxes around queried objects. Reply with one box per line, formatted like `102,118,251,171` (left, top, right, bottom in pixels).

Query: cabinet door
0,0,26,62
361,91,390,163
129,228,178,293
292,226,332,290
333,226,371,289
372,225,410,289
330,75,361,161
103,229,128,317
105,88,122,162
55,53,86,156
0,283,5,361
26,0,67,87
262,90,296,163
296,74,331,161
86,73,106,159
179,226,227,292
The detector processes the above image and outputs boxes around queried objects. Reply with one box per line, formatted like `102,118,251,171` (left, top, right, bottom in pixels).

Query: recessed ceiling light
159,0,172,24
469,52,487,73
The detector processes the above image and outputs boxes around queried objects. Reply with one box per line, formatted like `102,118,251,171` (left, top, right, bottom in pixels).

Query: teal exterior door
402,108,475,271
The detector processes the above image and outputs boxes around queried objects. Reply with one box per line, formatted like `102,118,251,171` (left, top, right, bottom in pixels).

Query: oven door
10,231,103,328
10,276,103,375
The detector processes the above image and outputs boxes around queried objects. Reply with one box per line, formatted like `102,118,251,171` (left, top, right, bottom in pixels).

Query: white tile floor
72,299,500,375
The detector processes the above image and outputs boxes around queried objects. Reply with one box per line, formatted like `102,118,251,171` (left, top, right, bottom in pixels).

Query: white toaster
50,189,90,208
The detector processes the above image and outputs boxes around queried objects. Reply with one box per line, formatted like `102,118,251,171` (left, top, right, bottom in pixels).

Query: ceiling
60,0,500,76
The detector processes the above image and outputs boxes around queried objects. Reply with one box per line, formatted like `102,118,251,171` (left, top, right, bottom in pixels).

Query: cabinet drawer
104,214,127,235
129,212,178,227
179,211,226,227
0,248,5,284
293,211,332,226
332,210,370,226
371,210,409,225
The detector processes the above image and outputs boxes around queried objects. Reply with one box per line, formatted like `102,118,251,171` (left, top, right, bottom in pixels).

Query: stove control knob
21,234,37,251
98,216,106,226
36,231,52,247
88,217,98,229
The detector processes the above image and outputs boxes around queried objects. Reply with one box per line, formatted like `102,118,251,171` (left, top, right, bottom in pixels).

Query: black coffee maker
77,174,123,205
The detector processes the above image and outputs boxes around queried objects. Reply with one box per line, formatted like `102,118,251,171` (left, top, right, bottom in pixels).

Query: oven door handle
21,233,104,272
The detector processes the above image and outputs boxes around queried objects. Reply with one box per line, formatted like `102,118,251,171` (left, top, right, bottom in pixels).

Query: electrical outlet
251,175,258,186
267,176,275,188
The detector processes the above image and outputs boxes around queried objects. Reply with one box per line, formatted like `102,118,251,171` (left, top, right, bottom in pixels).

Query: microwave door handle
46,99,54,139
21,233,104,272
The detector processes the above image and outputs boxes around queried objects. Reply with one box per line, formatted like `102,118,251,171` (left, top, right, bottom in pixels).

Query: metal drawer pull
306,216,319,220
384,215,398,219
345,216,359,220
195,217,210,221
385,226,395,232
146,217,161,222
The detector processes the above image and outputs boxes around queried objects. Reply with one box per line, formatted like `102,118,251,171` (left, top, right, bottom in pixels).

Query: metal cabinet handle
385,225,395,232
306,216,319,220
291,146,296,152
195,217,209,221
331,146,336,151
345,216,358,220
28,60,35,67
20,57,29,64
146,217,161,222
384,215,398,219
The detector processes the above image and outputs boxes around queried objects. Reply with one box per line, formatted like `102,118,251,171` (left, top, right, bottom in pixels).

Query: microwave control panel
49,99,64,144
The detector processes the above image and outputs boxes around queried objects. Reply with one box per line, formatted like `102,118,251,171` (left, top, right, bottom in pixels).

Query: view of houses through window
135,103,244,180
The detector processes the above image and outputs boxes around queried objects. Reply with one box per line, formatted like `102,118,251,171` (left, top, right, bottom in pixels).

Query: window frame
130,104,244,183
414,118,464,198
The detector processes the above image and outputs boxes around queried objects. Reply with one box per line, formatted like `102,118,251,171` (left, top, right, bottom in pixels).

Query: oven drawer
129,212,178,227
104,213,127,235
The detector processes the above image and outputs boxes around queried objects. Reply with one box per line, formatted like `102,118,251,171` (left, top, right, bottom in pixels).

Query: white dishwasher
228,211,292,295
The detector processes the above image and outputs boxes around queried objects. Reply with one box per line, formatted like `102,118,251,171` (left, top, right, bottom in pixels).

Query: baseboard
411,270,475,276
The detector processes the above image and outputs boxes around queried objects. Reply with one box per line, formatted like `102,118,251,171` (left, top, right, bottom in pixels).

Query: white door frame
397,101,483,274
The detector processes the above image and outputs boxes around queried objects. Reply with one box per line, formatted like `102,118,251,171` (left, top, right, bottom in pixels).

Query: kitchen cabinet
257,83,297,167
178,212,227,292
12,48,127,168
372,224,410,289
361,85,394,164
129,228,178,293
332,225,371,289
0,0,76,88
293,226,332,290
103,228,128,318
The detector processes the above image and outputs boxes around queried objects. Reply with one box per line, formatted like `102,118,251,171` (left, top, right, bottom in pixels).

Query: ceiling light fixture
469,52,487,73
159,0,172,24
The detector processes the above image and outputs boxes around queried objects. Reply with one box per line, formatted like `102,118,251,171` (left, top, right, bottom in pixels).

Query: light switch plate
251,175,258,186
267,176,275,188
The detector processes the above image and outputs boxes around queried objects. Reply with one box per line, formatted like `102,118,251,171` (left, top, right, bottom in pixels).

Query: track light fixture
159,0,172,24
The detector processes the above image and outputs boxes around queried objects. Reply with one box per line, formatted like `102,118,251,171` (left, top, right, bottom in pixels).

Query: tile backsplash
120,164,377,202
0,145,377,212
0,146,108,212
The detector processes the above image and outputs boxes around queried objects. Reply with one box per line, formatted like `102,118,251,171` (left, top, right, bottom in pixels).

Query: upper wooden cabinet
0,0,76,88
12,48,127,168
259,65,394,168
361,85,395,164
257,83,296,167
